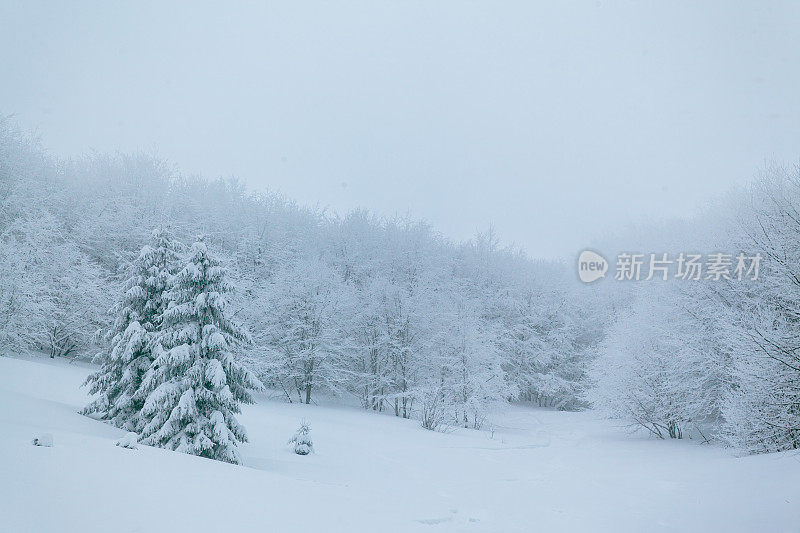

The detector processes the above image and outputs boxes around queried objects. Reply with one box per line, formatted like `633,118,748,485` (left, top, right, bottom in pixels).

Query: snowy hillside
1,355,799,533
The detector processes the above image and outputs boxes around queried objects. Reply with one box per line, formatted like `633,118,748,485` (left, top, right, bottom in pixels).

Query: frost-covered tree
254,256,351,404
454,230,597,410
587,283,729,440
718,169,800,452
377,275,431,419
416,288,513,430
0,207,109,358
82,228,180,429
0,218,54,353
500,290,586,408
343,275,395,412
138,239,262,464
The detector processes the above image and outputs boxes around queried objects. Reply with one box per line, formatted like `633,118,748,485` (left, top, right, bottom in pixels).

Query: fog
2,1,799,258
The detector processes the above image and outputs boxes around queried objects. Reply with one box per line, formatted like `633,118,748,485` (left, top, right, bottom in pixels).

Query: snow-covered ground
1,355,799,533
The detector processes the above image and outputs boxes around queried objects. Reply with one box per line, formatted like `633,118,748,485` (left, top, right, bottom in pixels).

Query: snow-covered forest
3,113,800,460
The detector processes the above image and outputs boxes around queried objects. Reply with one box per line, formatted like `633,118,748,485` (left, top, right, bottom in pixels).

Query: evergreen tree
289,421,313,455
138,239,262,464
82,228,180,429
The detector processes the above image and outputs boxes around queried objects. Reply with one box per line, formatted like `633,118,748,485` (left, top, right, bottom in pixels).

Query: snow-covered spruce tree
289,421,313,455
82,228,180,429
138,239,262,464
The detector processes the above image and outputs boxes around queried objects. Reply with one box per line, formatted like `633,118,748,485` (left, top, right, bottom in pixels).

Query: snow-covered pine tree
82,228,180,429
138,238,263,464
289,421,313,455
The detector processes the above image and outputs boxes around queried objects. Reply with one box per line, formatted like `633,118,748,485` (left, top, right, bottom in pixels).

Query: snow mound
115,432,139,449
32,433,53,447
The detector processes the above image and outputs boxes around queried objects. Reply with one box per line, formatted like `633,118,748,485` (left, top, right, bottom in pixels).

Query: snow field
2,355,799,532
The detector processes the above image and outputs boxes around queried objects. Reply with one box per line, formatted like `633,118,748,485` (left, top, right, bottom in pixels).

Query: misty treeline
0,118,602,435
589,166,800,453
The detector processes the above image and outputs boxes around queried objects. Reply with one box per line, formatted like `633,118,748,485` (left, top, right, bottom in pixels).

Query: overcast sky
2,1,799,259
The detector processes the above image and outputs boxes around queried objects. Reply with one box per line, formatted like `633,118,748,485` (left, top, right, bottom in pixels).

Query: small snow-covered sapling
289,421,313,455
